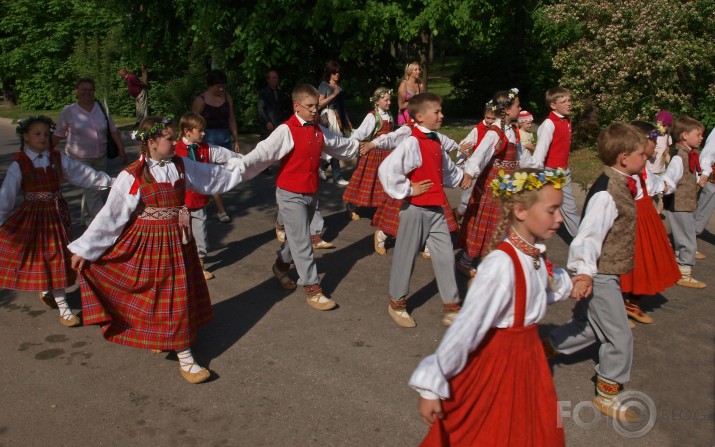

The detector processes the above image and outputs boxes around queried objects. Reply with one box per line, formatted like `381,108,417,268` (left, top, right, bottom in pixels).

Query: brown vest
672,145,698,211
583,168,636,275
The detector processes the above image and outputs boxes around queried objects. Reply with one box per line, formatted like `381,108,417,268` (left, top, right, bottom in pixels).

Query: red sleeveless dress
421,242,564,447
79,157,213,350
620,172,680,294
0,150,75,291
458,126,520,259
343,113,393,207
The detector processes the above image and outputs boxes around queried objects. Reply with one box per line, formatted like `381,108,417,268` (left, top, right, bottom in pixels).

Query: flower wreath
491,168,567,198
648,122,666,141
131,115,174,143
370,88,393,104
16,115,56,136
486,88,519,112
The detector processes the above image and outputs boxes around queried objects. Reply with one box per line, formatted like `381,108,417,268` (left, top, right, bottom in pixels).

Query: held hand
419,397,444,426
411,179,433,197
570,274,593,300
232,141,241,153
698,174,708,188
458,142,472,155
360,142,375,156
460,173,473,190
71,254,87,271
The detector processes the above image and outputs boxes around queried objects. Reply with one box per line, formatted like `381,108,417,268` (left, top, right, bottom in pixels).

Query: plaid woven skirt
342,150,388,207
79,214,213,350
0,198,75,292
372,193,458,237
458,168,508,259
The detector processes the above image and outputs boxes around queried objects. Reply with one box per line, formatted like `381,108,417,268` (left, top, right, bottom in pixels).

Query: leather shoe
272,263,296,290
306,292,337,311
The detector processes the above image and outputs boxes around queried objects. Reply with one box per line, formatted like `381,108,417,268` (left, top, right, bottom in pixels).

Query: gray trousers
71,156,108,226
277,200,324,235
388,203,460,304
457,182,475,214
667,210,696,266
549,273,633,384
135,89,148,123
559,171,581,237
191,207,208,259
695,182,715,235
276,187,320,286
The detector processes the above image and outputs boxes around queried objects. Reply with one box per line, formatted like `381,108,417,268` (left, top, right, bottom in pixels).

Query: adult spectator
52,78,126,226
118,66,148,126
318,60,352,186
192,69,241,223
258,69,290,140
396,61,427,126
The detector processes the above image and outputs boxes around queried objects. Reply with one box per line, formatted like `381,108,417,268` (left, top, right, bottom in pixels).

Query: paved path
0,120,713,446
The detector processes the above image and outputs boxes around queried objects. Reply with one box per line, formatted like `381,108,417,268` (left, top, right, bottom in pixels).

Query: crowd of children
1,63,713,441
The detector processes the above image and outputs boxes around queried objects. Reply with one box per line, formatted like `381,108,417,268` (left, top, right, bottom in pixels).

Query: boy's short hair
545,87,571,105
407,92,442,120
597,123,646,165
629,120,657,140
672,115,704,142
292,84,320,103
179,112,207,132
75,77,95,89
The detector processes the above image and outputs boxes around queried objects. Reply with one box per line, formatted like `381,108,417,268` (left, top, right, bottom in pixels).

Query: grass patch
569,145,602,191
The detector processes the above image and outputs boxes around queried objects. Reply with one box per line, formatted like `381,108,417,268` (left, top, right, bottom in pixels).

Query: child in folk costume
0,116,112,327
457,88,523,276
343,87,394,221
649,109,674,177
620,121,680,326
695,127,715,241
453,105,497,224
410,169,572,447
68,116,246,384
378,92,464,328
520,87,580,239
175,112,240,280
545,123,648,422
364,117,460,256
661,115,707,288
240,84,359,311
517,110,536,152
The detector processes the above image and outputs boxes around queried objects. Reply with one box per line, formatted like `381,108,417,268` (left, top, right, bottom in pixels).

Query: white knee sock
177,348,203,373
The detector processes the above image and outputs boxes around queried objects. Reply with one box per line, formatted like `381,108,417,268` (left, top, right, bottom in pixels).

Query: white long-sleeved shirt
700,128,715,178
349,110,392,142
648,134,672,175
463,120,534,177
408,238,572,400
633,165,666,199
0,147,113,226
378,125,463,199
371,125,459,153
567,168,636,276
521,113,568,169
662,146,700,193
179,137,239,165
240,113,359,178
68,156,244,261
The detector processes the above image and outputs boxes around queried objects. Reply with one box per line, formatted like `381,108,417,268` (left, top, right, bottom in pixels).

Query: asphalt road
0,119,713,446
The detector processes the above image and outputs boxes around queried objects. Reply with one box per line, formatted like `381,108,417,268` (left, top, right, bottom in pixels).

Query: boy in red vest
525,87,580,239
378,92,465,328
175,112,240,280
241,84,360,311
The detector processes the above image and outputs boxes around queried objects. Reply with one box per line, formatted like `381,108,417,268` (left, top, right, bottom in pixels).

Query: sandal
178,359,211,384
217,212,231,223
57,300,81,328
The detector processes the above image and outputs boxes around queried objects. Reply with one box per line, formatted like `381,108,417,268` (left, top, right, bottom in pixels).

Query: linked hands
460,173,473,190
570,274,593,300
359,141,374,156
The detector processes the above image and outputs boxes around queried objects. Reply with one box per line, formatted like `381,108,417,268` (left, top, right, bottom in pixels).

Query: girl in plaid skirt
343,87,394,221
68,116,245,384
457,89,523,276
0,116,112,327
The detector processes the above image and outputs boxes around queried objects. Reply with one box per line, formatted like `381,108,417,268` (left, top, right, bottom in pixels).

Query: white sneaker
335,178,349,187
318,170,327,181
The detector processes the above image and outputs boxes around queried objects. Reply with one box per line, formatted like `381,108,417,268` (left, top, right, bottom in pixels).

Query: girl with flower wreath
409,168,572,447
68,116,246,384
342,87,395,221
456,88,524,275
0,116,112,327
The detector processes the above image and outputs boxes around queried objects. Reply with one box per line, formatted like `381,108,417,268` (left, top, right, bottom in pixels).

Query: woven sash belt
138,205,192,244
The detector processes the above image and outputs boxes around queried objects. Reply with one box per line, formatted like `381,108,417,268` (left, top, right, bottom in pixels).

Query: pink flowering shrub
537,0,715,128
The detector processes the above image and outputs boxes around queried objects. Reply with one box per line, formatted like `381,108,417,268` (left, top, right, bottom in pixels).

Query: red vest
543,111,571,169
276,115,324,194
406,127,445,207
468,120,491,156
175,140,211,209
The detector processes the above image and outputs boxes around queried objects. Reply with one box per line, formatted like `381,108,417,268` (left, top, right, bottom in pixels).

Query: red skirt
0,199,75,291
372,194,458,237
421,325,564,447
458,173,503,259
79,216,213,351
621,195,681,295
342,150,388,207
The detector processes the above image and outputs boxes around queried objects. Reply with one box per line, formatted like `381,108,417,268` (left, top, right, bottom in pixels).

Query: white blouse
409,238,572,400
68,156,244,261
349,110,392,142
0,147,113,226
463,119,533,177
377,125,464,199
